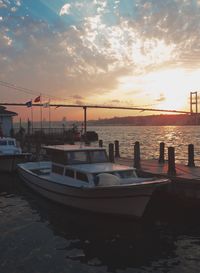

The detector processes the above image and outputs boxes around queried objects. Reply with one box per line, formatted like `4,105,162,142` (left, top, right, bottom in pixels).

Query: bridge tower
190,91,199,124
190,91,198,114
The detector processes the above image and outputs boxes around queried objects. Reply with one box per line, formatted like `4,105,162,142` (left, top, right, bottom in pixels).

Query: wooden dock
115,157,200,182
115,156,200,212
103,140,200,208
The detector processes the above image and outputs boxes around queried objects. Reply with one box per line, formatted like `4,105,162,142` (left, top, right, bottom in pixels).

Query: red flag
34,96,41,102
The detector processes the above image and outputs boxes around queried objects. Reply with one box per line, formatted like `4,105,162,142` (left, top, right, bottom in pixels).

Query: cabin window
8,140,15,145
0,141,7,145
67,151,89,164
90,150,108,163
76,171,88,182
65,169,74,178
52,164,64,175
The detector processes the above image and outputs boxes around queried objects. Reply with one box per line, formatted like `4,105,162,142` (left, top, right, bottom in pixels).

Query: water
1,126,200,273
91,125,200,164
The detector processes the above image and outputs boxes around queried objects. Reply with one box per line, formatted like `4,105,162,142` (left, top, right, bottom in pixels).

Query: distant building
0,106,17,136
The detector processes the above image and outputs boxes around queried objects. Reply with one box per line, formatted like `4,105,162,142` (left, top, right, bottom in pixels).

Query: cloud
111,99,120,103
74,99,84,105
73,95,84,99
1,0,200,106
0,0,7,8
59,3,71,16
156,93,166,102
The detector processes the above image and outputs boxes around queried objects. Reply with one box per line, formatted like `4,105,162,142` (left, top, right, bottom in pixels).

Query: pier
116,157,200,182
106,140,200,181
103,139,200,206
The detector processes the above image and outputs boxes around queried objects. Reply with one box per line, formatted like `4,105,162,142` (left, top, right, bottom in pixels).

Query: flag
34,95,41,102
26,100,32,107
43,102,50,108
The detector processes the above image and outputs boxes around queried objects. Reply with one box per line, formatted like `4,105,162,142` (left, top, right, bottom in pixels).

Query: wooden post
159,142,165,163
99,139,103,147
167,147,176,176
134,141,140,169
108,143,114,162
114,140,120,157
188,144,195,167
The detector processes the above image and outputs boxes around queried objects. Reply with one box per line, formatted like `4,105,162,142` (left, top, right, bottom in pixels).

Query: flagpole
49,98,51,134
40,93,43,132
31,102,33,134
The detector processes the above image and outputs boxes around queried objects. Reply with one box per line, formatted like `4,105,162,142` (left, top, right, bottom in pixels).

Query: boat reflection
10,176,178,271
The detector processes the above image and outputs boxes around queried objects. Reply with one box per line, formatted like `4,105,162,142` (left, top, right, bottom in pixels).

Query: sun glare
117,67,199,112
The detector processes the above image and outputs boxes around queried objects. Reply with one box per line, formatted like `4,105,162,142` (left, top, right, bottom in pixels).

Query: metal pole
40,94,43,132
83,106,87,135
49,99,51,134
31,104,33,134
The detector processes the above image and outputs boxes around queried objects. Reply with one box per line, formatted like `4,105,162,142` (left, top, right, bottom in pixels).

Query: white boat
18,144,170,218
0,137,31,172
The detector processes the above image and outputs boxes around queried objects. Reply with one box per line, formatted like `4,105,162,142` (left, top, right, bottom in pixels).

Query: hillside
88,114,199,126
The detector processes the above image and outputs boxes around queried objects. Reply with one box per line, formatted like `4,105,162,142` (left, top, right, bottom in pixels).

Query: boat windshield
0,140,7,145
66,149,108,164
90,150,108,163
67,151,90,164
8,140,15,146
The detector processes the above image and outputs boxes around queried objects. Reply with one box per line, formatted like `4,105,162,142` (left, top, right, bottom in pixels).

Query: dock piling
109,143,114,162
159,142,165,163
114,140,120,157
188,144,195,167
134,141,141,169
99,139,103,147
167,146,176,176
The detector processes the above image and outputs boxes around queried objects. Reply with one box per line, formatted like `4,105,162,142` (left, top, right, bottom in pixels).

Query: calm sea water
1,126,200,273
91,125,200,164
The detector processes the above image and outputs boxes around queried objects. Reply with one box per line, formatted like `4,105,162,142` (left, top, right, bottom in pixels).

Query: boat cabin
44,145,138,187
0,106,17,137
45,144,109,165
0,137,21,154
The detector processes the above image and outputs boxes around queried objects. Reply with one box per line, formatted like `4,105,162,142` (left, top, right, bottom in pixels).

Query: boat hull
18,164,164,218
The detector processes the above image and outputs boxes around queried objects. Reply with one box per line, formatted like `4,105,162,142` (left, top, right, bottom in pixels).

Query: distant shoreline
14,114,200,127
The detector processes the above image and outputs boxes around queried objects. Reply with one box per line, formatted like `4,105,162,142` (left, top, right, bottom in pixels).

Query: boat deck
32,168,51,176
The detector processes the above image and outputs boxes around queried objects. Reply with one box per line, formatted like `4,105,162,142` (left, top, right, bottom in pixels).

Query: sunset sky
0,0,200,122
